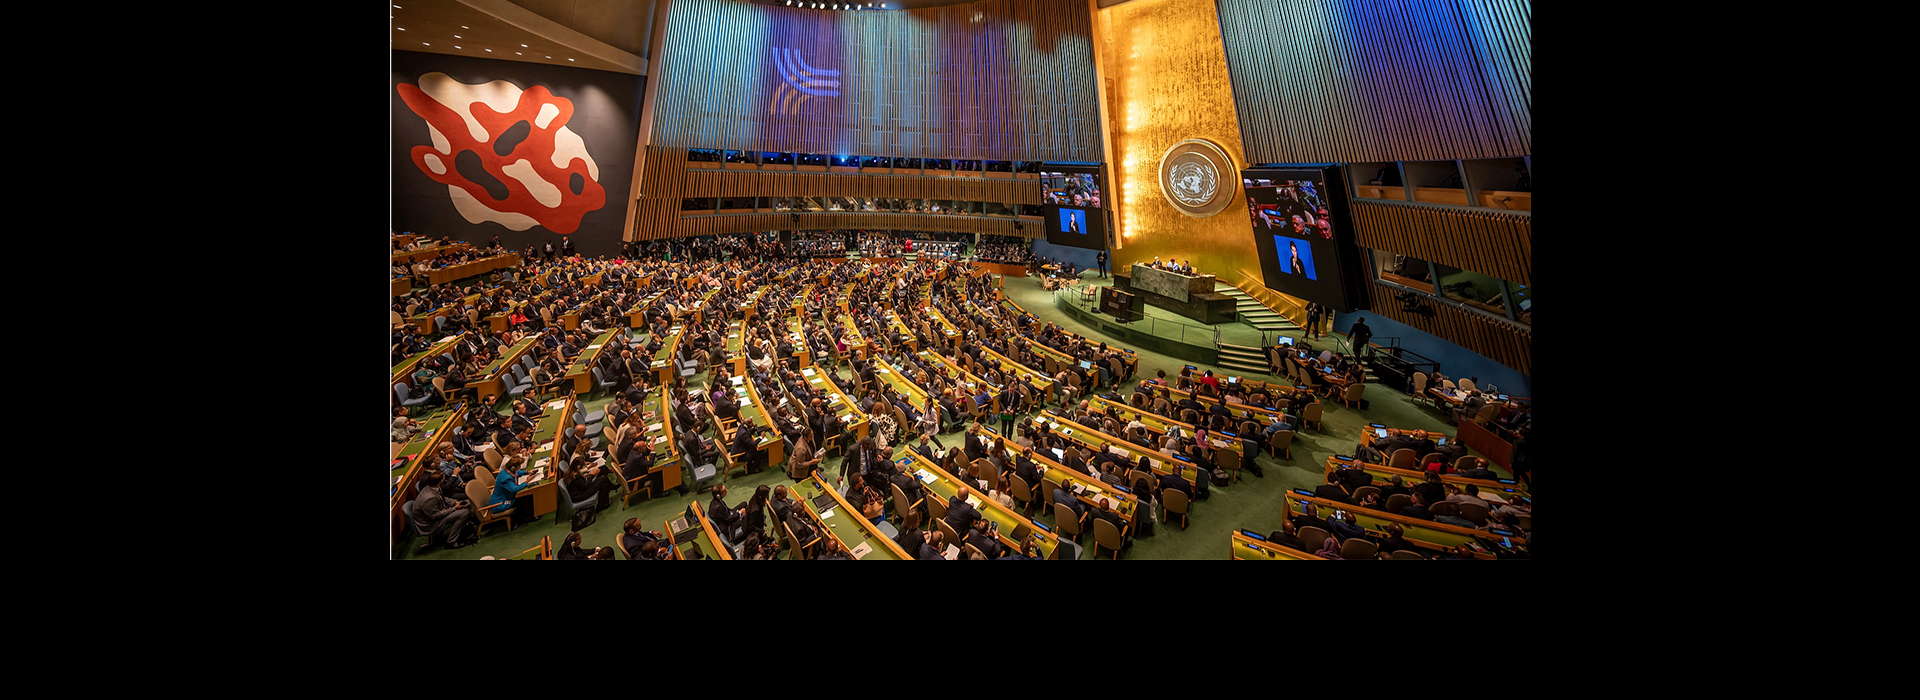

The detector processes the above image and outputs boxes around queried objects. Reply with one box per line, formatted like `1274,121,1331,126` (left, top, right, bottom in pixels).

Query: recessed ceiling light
397,27,405,31
521,44,528,47
546,56,552,59
423,42,430,46
568,58,574,61
485,49,492,52
453,35,461,38
454,46,461,49
461,25,469,29
516,52,523,55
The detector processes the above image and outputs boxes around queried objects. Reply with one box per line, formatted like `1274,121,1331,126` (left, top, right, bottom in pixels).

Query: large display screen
1246,167,1359,310
1042,165,1106,250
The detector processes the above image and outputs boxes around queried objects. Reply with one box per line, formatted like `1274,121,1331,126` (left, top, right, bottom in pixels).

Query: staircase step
1216,358,1273,374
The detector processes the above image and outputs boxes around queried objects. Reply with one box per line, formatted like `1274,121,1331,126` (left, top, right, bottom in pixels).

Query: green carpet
396,272,1494,560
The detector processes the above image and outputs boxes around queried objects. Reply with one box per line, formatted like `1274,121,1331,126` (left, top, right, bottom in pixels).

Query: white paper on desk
916,469,936,484
965,495,982,511
820,508,836,520
803,368,816,376
648,422,664,432
652,436,668,445
1108,446,1129,458
534,457,550,469
652,361,666,367
877,369,889,374
730,376,744,385
849,542,873,560
546,400,566,409
586,344,602,350
536,442,552,452
943,544,960,560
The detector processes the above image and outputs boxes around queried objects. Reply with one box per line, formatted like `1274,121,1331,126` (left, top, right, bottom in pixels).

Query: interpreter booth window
1372,249,1432,290
1509,284,1532,325
1432,263,1509,317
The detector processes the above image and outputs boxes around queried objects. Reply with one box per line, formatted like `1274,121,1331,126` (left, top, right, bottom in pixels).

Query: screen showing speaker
1042,164,1106,250
1245,167,1359,310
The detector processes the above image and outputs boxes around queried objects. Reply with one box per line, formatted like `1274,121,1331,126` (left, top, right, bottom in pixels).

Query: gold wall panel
1097,0,1309,321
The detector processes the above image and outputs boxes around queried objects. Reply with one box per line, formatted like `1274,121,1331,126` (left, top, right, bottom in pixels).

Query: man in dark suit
964,424,987,462
412,471,473,547
1399,492,1434,521
1090,498,1127,538
1157,470,1194,501
1291,502,1330,533
1063,449,1088,477
943,492,980,534
917,531,948,560
1013,449,1043,494
1456,460,1499,480
964,527,1003,559
708,484,745,530
1265,519,1306,552
712,392,740,422
1408,430,1438,458
731,423,766,474
1313,472,1354,504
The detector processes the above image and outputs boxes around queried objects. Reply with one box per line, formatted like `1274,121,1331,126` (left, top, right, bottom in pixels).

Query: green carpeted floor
396,271,1491,560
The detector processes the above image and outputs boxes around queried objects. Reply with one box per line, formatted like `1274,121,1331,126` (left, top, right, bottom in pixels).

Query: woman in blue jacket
491,456,532,523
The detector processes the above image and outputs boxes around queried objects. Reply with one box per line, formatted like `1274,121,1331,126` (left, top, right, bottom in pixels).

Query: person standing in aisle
1304,302,1323,339
1096,249,1108,278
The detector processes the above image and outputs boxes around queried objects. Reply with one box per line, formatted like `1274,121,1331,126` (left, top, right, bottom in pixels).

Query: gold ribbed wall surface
1098,0,1275,305
1216,0,1532,163
1350,201,1531,286
648,0,1102,161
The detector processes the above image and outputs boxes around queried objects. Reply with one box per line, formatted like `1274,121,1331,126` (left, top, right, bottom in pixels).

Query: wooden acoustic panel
1349,200,1530,287
1362,280,1531,377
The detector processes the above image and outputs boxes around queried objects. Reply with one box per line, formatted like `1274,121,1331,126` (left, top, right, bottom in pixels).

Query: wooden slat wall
1349,200,1530,286
685,171,1040,202
649,0,1101,161
674,212,1021,238
631,146,691,241
1216,0,1531,163
1360,280,1531,376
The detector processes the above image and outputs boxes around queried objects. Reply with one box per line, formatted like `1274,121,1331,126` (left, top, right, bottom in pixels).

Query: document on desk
586,344,602,350
942,544,960,560
849,542,873,559
648,423,664,432
546,400,567,410
819,507,836,520
536,442,552,452
916,469,936,484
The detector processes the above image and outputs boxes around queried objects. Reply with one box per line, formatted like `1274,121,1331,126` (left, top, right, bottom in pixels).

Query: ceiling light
453,35,461,38
461,25,469,29
546,56,552,58
454,46,462,49
485,49,492,52
568,58,574,61
521,44,528,47
397,27,405,30
516,52,523,55
393,4,402,7
422,42,430,46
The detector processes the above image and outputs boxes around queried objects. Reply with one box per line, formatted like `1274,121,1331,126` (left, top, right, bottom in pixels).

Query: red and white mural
397,72,605,234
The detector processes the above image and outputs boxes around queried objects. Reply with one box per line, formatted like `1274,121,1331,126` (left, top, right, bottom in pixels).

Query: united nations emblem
1158,139,1234,217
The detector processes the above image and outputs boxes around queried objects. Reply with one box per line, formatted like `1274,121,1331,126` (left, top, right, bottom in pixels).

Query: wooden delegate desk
666,500,734,560
626,290,665,328
1035,411,1204,484
557,290,610,332
722,320,750,377
793,365,870,443
392,333,463,389
392,277,412,297
777,316,815,369
1458,419,1516,474
725,374,786,466
649,324,684,386
391,400,466,539
867,357,934,412
639,384,687,496
1280,490,1519,560
1230,531,1327,560
969,261,1028,277
563,329,620,394
976,423,1140,539
787,473,908,560
407,286,498,334
881,310,918,353
1143,381,1293,426
1291,356,1354,389
466,332,544,401
1322,456,1527,501
835,313,869,360
976,346,1054,402
737,285,769,324
393,242,469,265
911,350,1000,415
898,451,1063,559
428,253,520,285
1085,395,1245,463
506,397,572,521
925,307,964,352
